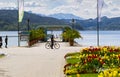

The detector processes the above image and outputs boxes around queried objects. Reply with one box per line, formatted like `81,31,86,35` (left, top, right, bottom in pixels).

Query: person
5,35,8,48
0,36,2,48
51,35,54,49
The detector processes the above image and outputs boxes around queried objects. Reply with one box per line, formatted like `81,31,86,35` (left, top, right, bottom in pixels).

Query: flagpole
97,0,99,47
18,22,20,47
18,0,20,47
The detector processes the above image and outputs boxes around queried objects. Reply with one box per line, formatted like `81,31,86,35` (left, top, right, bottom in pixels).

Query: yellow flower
79,55,83,58
113,70,118,77
116,55,118,57
83,54,85,57
103,55,109,59
98,75,103,77
98,73,103,77
89,54,92,56
104,70,108,77
65,70,68,74
86,54,88,57
113,54,115,57
75,64,79,67
118,73,120,77
108,73,113,77
103,48,107,52
77,74,80,77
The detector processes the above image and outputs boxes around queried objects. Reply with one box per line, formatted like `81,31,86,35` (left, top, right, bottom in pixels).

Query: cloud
0,0,120,18
75,0,83,3
111,8,119,11
25,1,43,7
50,5,76,13
0,2,16,8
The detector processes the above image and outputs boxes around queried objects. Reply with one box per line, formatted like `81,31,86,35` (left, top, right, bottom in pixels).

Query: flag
97,0,104,22
18,0,24,22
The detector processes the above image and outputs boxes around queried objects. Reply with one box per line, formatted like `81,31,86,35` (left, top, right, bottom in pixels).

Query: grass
66,58,80,64
67,74,98,77
80,74,98,77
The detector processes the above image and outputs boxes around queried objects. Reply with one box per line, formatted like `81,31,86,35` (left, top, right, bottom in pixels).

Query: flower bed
64,46,120,77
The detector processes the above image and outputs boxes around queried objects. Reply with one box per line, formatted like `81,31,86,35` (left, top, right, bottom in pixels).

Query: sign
20,31,29,41
20,35,29,41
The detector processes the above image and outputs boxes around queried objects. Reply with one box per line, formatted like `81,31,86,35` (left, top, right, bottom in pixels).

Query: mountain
0,10,120,31
62,16,120,30
48,13,84,20
0,10,67,31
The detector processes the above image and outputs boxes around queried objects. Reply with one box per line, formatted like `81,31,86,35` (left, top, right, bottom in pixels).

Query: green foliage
80,74,98,77
62,28,82,40
66,58,80,64
62,28,82,45
29,28,46,41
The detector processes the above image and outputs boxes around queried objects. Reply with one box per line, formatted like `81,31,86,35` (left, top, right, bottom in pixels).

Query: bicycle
45,41,60,49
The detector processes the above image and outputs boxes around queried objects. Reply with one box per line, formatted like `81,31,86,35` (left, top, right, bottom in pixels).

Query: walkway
0,42,83,77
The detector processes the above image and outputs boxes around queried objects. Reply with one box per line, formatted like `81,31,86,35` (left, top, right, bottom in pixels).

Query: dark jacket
0,36,2,47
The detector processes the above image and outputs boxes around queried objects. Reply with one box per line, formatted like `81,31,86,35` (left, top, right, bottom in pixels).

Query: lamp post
27,19,30,31
71,18,76,29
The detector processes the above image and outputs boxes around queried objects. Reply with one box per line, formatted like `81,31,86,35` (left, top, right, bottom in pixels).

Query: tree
62,28,82,46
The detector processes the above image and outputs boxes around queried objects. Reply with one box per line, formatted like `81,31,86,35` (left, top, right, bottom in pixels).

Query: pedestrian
51,35,54,49
0,36,2,48
5,35,8,48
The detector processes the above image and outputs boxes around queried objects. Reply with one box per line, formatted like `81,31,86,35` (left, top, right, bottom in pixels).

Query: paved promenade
0,42,83,77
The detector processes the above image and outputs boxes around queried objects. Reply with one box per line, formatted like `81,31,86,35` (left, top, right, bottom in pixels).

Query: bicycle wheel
45,42,51,49
54,42,60,49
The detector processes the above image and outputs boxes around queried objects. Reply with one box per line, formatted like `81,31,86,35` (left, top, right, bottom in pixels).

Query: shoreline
1,31,120,47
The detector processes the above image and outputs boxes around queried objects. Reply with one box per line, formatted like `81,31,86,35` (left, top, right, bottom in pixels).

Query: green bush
62,28,82,46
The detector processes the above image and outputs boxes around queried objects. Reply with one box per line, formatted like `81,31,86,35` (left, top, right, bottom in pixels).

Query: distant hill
62,16,120,30
48,13,84,20
0,10,120,31
0,10,67,31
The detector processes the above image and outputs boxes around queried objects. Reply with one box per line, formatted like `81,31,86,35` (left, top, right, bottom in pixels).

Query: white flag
18,0,24,22
97,0,104,22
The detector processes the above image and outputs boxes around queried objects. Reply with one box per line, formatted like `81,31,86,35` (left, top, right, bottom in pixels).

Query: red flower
87,58,91,62
84,60,87,64
109,49,113,52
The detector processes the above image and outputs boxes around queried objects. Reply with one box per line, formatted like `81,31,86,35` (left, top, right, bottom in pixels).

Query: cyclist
51,35,54,49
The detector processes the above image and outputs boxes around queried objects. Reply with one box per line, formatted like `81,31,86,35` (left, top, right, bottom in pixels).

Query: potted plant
62,29,82,46
29,28,46,46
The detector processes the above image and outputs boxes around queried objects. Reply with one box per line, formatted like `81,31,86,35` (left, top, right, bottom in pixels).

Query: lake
0,31,120,47
76,31,120,46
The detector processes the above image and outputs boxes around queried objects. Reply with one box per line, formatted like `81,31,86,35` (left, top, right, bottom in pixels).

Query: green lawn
66,58,80,64
67,74,98,77
81,74,98,77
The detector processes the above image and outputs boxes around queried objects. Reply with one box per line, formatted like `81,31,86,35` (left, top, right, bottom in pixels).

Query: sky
0,0,120,19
